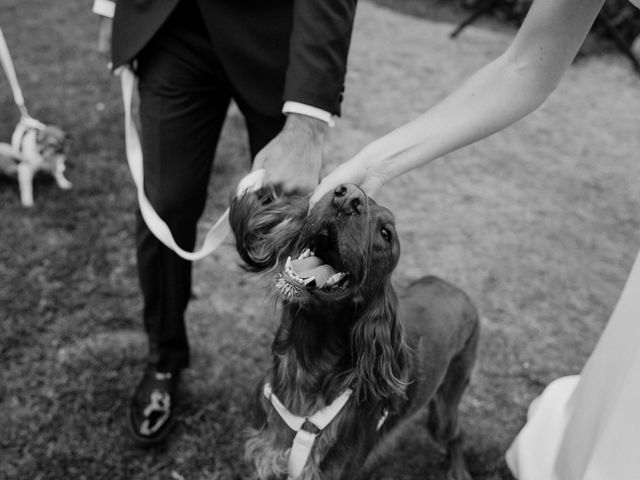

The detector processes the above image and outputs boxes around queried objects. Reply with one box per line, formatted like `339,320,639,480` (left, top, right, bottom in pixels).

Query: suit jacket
111,0,358,116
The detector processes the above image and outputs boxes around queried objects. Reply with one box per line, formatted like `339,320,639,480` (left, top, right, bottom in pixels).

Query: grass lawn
1,1,638,479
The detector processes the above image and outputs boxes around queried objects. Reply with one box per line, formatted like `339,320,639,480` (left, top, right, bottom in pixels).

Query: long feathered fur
230,184,478,480
229,187,308,272
230,185,414,479
347,282,410,413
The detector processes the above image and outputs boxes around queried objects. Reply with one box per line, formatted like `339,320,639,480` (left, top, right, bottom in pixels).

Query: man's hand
253,113,328,196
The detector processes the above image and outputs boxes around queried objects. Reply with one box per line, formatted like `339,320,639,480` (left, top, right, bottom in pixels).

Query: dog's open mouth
287,248,348,288
275,239,350,300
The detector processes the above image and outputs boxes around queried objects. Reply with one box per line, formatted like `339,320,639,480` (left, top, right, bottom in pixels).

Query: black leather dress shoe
126,366,179,446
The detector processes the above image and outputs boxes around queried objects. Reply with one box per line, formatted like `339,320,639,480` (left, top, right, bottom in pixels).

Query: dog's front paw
57,177,72,190
20,197,34,208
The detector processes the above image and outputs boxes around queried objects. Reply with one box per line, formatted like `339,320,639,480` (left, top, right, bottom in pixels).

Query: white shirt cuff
93,0,115,18
282,101,335,127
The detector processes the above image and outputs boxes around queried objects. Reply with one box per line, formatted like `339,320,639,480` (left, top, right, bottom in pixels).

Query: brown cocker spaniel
230,183,479,480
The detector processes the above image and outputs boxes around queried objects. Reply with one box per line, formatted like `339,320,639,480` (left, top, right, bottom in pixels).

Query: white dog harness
263,382,353,480
11,117,46,155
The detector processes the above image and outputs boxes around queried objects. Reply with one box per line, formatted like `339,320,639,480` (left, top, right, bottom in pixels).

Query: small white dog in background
0,120,72,207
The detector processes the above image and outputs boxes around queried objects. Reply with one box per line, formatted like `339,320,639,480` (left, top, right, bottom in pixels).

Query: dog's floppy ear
229,188,308,272
348,280,409,411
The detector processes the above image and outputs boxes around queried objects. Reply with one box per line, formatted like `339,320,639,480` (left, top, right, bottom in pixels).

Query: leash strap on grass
120,66,264,261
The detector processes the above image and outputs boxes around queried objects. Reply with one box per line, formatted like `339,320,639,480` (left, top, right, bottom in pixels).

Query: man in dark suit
94,0,358,445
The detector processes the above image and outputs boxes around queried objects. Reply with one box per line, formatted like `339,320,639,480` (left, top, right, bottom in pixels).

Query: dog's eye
380,227,392,242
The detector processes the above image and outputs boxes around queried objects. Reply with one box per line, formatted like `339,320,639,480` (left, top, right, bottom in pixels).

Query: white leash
3,24,258,258
0,27,47,145
0,26,29,119
119,66,264,261
263,382,353,479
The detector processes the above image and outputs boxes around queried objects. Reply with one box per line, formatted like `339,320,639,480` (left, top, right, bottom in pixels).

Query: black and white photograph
1,0,639,478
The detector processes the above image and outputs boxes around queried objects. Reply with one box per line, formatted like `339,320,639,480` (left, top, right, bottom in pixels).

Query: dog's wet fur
230,184,479,480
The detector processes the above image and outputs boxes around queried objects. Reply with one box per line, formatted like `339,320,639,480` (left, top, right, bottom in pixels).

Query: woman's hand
312,0,606,210
309,154,384,207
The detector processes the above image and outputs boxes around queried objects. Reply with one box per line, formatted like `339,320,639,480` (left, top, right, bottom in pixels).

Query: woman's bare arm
310,0,605,204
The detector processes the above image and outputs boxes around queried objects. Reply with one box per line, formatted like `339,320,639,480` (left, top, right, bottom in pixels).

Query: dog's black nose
333,184,365,215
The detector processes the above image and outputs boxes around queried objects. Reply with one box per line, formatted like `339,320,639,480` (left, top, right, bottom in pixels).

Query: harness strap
11,117,46,155
289,430,316,480
263,382,353,480
119,66,264,261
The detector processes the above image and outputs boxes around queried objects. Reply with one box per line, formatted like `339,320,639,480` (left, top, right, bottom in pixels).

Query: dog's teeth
284,257,307,285
302,277,315,286
285,264,292,277
325,272,346,287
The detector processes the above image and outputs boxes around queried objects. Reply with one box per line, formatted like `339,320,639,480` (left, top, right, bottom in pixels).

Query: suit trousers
134,0,286,372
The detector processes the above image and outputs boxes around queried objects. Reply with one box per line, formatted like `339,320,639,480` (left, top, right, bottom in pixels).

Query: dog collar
263,382,352,480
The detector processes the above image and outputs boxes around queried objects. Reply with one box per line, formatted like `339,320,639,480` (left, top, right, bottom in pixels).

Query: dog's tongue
290,256,337,288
